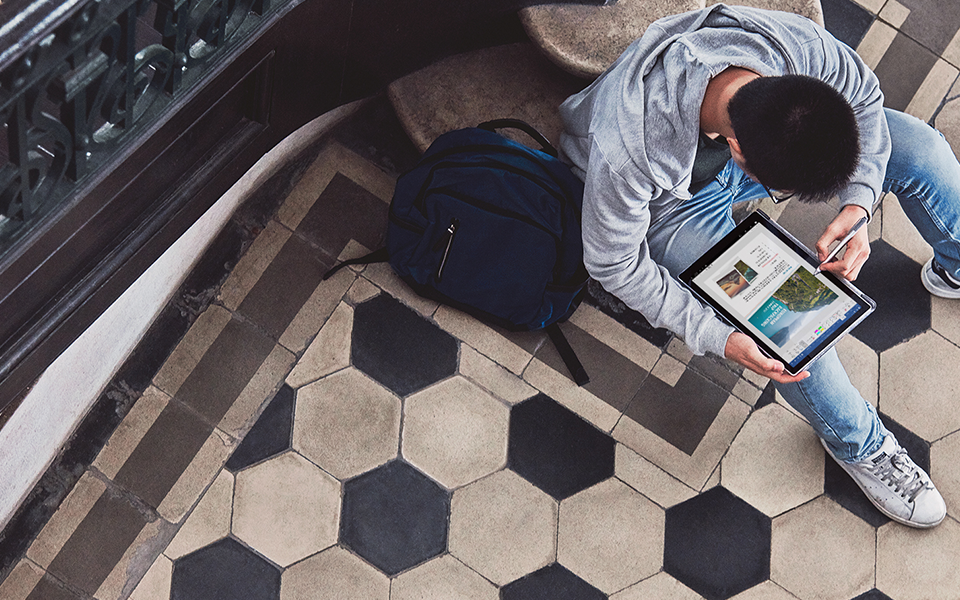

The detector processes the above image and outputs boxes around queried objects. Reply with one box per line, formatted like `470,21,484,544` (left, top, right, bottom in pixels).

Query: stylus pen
815,216,868,274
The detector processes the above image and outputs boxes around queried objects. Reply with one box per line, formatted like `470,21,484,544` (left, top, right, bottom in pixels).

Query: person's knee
887,110,951,173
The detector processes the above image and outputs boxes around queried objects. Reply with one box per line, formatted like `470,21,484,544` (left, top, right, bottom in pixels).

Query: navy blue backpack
326,119,590,385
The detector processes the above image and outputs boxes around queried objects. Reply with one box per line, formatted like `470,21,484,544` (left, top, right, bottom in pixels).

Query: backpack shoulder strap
322,247,389,281
477,119,558,158
546,323,590,386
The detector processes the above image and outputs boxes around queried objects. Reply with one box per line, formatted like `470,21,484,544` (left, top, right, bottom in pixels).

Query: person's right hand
724,332,809,384
816,205,871,281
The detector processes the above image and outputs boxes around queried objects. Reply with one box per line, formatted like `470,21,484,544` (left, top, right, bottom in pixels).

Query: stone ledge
520,0,824,80
387,43,585,153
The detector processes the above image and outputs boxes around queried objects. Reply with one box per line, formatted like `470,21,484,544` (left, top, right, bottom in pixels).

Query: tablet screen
680,211,875,374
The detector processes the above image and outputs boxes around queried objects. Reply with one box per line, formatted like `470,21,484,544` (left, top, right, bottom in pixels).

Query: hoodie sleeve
581,139,735,357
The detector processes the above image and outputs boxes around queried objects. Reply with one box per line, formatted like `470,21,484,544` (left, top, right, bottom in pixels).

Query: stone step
520,0,705,80
520,0,824,79
387,42,587,153
388,1,823,154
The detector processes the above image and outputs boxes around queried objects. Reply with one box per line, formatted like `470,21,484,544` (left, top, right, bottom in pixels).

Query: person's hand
724,332,809,384
815,205,871,280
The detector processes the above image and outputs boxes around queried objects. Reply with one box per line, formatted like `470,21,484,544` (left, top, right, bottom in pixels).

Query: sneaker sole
922,260,960,299
821,439,945,528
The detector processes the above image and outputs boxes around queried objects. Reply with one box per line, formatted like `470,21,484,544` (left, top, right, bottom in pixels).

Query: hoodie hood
561,4,820,197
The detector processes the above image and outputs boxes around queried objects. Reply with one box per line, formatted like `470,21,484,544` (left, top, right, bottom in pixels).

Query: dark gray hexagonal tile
824,413,930,528
500,563,606,600
665,486,771,600
226,385,295,472
340,460,450,576
852,240,931,353
852,590,895,600
507,394,615,501
352,294,458,396
171,537,280,600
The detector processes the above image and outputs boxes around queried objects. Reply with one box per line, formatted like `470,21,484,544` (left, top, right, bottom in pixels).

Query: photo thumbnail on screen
717,260,759,299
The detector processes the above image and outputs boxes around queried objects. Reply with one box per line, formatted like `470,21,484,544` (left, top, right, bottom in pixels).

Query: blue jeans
646,108,960,462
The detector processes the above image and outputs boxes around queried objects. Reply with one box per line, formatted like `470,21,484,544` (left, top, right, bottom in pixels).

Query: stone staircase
388,0,825,153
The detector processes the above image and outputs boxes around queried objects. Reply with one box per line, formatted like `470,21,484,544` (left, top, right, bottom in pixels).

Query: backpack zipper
435,217,460,282
424,187,561,245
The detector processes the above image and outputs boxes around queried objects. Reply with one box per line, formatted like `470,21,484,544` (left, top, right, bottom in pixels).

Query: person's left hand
724,332,810,384
815,205,871,281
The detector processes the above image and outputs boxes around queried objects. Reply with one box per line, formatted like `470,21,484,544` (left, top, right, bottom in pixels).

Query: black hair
728,74,860,202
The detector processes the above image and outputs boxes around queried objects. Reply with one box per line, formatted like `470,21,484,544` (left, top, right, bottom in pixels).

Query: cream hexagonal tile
773,388,809,424
729,580,798,599
293,368,401,479
402,376,509,489
771,496,875,600
558,478,664,594
281,546,390,600
932,431,960,520
391,554,499,600
449,469,558,585
721,404,823,518
609,572,701,599
877,517,960,599
232,452,340,567
880,331,960,441
931,295,960,347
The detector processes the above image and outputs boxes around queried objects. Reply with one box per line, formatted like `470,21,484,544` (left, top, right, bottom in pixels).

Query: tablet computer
679,210,875,375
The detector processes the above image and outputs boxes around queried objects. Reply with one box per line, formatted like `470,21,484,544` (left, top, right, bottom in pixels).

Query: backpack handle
478,119,558,158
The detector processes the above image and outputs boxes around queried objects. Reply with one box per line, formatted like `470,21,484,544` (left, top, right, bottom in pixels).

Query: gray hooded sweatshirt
559,4,888,359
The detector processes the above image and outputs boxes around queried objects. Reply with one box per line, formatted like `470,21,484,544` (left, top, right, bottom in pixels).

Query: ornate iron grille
0,0,288,255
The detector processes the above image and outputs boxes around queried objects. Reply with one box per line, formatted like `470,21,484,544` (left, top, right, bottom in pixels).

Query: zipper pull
436,217,459,282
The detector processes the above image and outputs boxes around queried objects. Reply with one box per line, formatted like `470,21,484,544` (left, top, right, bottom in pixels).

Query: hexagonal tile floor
7,5,960,594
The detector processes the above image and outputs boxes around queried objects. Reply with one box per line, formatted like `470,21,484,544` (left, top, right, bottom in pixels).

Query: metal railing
0,0,288,256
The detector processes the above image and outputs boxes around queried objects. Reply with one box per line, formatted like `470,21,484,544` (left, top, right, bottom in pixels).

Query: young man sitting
559,4,959,528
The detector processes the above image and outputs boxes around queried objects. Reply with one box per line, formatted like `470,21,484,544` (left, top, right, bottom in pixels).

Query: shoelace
871,449,928,502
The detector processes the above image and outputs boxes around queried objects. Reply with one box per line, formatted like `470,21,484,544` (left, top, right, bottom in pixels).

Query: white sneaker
921,258,960,299
822,435,946,528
